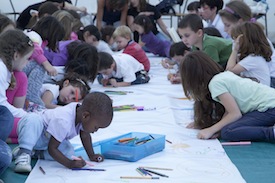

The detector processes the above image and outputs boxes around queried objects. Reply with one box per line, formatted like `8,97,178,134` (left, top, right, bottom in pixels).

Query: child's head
57,73,90,104
231,22,272,62
98,52,115,75
0,14,15,33
112,25,132,50
199,0,223,21
129,0,147,10
66,41,99,82
38,2,59,18
101,25,115,45
79,92,113,133
77,25,101,45
0,29,34,72
178,14,203,47
133,15,153,34
203,27,222,37
52,10,75,40
187,1,201,15
32,16,65,51
180,51,222,101
219,1,252,36
169,42,190,64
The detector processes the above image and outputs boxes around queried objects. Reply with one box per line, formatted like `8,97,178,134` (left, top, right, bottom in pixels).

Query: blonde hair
52,10,74,40
112,25,132,40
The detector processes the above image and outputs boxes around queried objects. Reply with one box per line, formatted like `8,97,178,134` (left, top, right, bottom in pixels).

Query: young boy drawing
112,25,150,72
14,92,113,173
178,14,232,68
97,52,150,87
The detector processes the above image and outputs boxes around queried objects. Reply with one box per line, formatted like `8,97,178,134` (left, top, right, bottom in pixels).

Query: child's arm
41,90,59,109
156,18,170,38
96,0,104,30
226,35,246,74
197,92,242,140
48,136,86,168
80,130,104,162
119,3,128,26
42,61,58,76
109,79,131,87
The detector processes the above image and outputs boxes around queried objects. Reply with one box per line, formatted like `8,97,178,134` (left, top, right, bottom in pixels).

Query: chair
5,0,20,21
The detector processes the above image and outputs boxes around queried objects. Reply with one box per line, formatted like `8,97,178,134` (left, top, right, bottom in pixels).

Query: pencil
166,139,172,144
221,141,251,146
140,166,173,171
71,168,105,171
39,166,46,175
120,176,159,179
142,168,169,178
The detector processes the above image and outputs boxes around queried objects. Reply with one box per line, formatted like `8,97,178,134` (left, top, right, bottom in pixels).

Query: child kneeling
14,92,113,173
97,52,150,87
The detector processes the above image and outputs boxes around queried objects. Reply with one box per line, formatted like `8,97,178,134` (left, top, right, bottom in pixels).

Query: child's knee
17,113,43,133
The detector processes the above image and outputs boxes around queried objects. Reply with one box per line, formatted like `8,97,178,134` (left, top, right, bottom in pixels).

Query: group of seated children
1,0,275,178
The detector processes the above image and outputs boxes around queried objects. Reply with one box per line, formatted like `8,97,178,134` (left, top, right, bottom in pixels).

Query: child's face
82,116,110,133
98,67,113,76
130,0,139,7
199,4,216,21
59,84,82,104
133,24,144,34
221,16,239,36
115,36,129,50
84,34,96,46
178,27,201,48
13,50,33,71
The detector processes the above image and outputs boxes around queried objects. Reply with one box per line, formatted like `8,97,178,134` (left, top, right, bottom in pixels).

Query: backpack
156,0,184,15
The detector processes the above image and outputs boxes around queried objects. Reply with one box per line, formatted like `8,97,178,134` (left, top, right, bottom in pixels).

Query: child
41,73,90,109
66,42,99,82
97,52,150,87
178,14,232,68
226,22,272,86
112,25,150,72
77,25,114,55
133,15,171,58
101,25,118,51
180,51,275,141
161,42,191,84
0,29,34,119
14,92,113,173
23,16,65,106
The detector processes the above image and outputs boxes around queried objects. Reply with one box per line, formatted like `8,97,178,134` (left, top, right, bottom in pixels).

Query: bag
156,0,184,15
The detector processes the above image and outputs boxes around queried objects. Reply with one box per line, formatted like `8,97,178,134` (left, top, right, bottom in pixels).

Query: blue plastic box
100,132,165,162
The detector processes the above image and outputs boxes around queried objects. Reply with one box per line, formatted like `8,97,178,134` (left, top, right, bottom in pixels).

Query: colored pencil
71,168,105,171
120,176,159,179
221,141,251,146
140,166,173,171
39,166,46,175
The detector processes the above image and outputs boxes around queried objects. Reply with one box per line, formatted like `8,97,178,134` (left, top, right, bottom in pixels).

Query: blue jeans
18,113,74,160
271,77,275,88
0,106,13,175
221,108,275,141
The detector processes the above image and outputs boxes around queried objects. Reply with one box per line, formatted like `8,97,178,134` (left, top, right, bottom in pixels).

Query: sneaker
12,146,20,159
14,153,32,173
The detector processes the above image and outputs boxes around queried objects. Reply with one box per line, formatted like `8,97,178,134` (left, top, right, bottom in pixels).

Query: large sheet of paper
26,54,245,183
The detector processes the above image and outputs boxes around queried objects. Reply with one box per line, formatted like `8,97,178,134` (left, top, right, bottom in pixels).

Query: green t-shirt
209,71,275,114
192,34,232,66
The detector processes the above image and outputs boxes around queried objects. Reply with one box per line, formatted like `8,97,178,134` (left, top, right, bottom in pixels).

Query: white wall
0,0,274,42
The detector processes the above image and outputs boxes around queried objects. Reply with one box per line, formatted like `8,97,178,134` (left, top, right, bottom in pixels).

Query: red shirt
123,41,150,71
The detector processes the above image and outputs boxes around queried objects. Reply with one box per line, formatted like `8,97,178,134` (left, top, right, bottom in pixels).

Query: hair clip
250,18,256,23
27,38,34,47
76,78,90,91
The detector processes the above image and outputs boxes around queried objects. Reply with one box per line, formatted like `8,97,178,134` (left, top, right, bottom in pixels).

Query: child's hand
101,78,109,86
69,158,86,168
170,76,181,84
186,122,195,129
197,127,215,140
90,154,104,162
233,34,243,52
161,59,170,69
43,61,58,76
109,79,117,87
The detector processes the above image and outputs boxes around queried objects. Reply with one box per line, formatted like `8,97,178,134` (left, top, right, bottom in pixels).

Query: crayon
221,141,251,146
39,166,46,175
120,176,159,179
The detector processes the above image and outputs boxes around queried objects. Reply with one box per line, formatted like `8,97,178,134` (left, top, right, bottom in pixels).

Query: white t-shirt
111,53,144,83
267,38,275,78
40,102,82,142
238,55,270,86
97,40,114,55
0,60,27,118
40,83,60,104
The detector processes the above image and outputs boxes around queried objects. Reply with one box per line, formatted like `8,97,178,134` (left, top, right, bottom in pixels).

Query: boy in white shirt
97,52,150,87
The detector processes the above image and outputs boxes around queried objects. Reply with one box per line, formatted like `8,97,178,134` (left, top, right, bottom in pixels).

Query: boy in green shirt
177,14,232,68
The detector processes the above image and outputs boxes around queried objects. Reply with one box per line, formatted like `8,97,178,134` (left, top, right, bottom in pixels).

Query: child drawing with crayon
13,92,113,173
97,52,150,87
